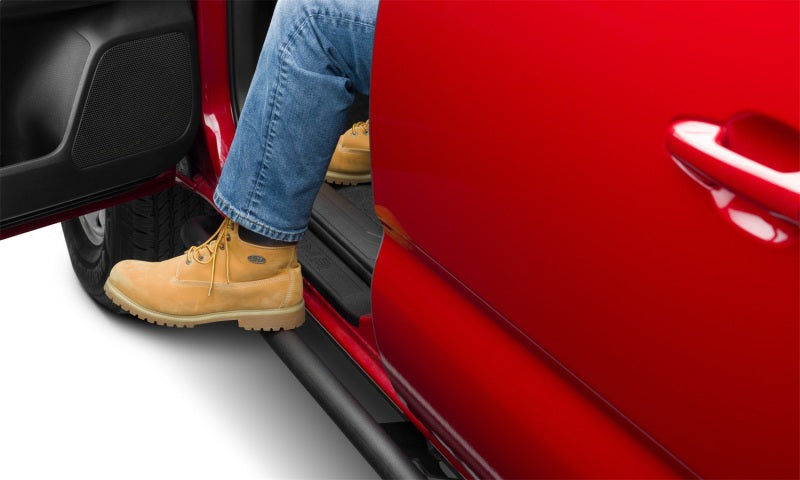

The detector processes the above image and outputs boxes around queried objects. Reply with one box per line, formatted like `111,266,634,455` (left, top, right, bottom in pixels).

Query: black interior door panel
0,1,111,20
0,0,199,232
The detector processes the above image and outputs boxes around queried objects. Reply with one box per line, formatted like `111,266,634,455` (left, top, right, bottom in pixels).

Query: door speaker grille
72,32,193,169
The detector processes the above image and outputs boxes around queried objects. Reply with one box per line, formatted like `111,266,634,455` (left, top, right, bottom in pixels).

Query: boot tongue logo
247,255,267,264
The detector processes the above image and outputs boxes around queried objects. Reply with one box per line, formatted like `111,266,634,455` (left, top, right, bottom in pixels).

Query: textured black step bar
264,327,425,480
310,183,382,283
298,230,370,325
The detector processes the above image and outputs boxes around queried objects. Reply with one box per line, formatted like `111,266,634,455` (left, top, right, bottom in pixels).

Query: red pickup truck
2,1,797,478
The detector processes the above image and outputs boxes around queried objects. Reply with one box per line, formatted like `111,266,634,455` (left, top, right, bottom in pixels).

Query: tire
62,184,217,312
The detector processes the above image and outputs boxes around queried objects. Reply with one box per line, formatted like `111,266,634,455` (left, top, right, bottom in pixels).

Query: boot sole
104,280,305,331
324,171,371,186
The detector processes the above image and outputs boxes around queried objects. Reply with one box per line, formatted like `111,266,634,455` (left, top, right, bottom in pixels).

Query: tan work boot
326,120,370,185
104,218,304,331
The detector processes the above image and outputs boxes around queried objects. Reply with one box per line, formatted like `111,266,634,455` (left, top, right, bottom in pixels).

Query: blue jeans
213,0,378,242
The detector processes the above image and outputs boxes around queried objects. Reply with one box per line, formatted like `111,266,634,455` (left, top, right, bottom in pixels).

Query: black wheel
62,184,217,312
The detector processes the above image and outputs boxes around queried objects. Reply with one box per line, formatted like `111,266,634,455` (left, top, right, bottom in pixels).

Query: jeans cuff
213,191,306,243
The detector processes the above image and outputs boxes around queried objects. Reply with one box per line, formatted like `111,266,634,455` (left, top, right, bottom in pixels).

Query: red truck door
371,2,799,478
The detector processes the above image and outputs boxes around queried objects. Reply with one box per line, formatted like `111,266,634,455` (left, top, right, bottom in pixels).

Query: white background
0,224,377,479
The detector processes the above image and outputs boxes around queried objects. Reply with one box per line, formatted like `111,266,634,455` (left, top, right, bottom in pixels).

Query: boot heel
237,301,306,331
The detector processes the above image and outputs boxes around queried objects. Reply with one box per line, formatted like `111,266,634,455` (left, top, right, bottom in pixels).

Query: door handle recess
667,119,800,223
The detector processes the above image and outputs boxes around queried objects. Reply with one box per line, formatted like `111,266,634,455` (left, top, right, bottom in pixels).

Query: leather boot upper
329,120,370,175
107,219,302,316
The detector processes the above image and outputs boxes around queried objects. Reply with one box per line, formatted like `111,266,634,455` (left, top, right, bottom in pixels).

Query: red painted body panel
373,236,687,479
195,0,235,178
371,1,799,478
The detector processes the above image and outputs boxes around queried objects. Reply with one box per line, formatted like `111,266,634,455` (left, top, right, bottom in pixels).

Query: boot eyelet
186,259,192,265
198,255,206,261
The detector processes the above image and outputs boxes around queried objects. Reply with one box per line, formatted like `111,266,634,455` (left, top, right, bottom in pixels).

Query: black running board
298,230,370,325
310,183,382,284
264,326,426,480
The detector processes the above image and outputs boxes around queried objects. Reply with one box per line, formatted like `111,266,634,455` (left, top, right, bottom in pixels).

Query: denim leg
214,0,378,242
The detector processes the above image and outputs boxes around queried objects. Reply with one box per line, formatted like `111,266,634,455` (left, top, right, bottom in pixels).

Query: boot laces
185,218,233,296
350,120,369,136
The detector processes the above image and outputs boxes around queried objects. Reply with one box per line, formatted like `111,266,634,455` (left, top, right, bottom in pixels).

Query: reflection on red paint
673,157,797,245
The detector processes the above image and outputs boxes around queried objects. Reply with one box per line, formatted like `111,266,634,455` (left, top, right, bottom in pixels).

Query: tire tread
62,184,216,312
